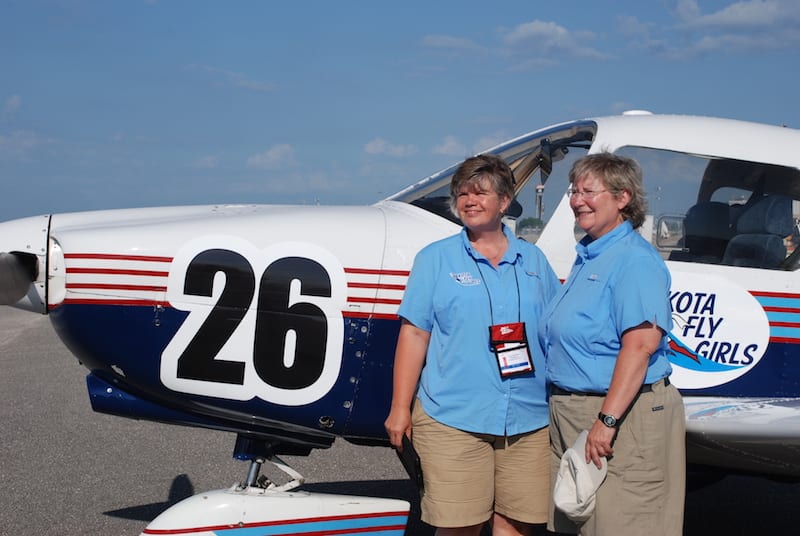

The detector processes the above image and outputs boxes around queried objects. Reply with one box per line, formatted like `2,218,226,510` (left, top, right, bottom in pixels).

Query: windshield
385,121,597,230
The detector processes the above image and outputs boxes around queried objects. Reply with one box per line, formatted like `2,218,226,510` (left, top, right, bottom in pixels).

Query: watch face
601,413,617,427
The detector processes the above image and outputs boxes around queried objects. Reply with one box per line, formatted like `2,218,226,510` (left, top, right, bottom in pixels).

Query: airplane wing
684,396,800,477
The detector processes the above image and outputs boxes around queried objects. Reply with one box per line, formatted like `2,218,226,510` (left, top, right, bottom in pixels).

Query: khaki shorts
411,399,549,528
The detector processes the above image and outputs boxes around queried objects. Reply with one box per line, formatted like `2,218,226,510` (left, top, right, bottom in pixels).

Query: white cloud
504,20,570,46
472,134,507,154
616,15,674,56
662,0,800,57
193,155,219,169
421,34,484,52
246,144,296,169
433,135,467,157
674,0,702,21
420,20,608,71
419,19,609,72
3,95,21,115
0,130,47,158
503,20,608,61
187,64,275,92
692,32,779,52
617,15,652,38
110,131,159,144
680,0,800,27
363,137,417,157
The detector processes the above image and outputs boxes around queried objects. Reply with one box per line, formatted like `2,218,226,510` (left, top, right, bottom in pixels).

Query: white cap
553,430,608,522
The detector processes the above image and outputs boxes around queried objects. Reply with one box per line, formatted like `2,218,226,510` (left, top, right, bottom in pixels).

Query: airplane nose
0,214,50,313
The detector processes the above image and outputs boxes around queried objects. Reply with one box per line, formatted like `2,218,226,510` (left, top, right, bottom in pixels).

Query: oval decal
667,271,769,389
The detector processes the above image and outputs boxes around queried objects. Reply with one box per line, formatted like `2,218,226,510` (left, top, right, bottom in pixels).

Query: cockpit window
616,146,800,270
389,120,800,271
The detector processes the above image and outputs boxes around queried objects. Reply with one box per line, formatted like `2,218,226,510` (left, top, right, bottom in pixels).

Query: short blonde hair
569,152,647,229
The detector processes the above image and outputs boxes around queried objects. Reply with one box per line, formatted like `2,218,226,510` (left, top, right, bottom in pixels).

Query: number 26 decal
161,236,346,406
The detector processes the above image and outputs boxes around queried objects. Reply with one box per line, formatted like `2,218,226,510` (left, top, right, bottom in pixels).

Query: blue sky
2,1,799,220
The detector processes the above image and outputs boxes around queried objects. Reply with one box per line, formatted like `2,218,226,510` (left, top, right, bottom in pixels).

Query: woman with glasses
539,153,685,536
385,154,560,535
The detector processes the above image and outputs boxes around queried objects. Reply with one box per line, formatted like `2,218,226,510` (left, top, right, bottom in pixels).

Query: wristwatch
598,411,618,428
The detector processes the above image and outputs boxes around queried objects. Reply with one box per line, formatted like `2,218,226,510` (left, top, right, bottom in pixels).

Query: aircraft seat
669,201,732,264
721,194,794,269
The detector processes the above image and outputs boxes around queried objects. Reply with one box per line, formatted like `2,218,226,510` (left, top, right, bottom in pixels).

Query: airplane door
343,202,458,439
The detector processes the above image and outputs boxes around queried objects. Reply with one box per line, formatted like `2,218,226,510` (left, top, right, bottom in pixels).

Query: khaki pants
549,379,686,536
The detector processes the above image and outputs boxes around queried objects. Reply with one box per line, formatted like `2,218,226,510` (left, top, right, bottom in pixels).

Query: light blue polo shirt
399,224,560,436
539,221,673,393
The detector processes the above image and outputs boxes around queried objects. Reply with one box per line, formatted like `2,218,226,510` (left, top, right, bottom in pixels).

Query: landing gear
142,434,410,535
233,435,305,491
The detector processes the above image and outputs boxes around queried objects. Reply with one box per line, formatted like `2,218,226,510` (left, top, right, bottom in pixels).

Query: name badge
489,321,533,378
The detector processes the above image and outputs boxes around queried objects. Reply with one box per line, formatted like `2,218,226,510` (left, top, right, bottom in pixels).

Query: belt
550,377,670,397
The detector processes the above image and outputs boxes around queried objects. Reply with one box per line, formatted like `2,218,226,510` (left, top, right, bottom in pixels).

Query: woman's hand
384,320,430,452
586,419,616,468
384,408,412,451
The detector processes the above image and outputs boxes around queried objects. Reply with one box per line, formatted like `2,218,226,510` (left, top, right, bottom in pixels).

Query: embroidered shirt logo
450,271,481,286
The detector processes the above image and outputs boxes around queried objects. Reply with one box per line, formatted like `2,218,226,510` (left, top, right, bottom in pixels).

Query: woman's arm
585,321,663,467
384,319,431,450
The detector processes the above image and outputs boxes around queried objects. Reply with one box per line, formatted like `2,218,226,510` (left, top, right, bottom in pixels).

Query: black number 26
176,249,331,390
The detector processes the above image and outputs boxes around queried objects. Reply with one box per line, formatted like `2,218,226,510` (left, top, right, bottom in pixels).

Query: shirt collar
461,224,521,264
576,220,633,260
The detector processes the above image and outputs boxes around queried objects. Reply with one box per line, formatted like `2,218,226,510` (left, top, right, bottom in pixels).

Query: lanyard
473,257,522,325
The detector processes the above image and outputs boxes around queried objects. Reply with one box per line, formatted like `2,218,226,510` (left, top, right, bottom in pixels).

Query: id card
489,322,533,377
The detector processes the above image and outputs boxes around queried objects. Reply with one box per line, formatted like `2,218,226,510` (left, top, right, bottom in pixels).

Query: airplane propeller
0,251,38,305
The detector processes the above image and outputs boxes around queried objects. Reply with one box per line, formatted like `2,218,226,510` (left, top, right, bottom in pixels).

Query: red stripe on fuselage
348,282,406,291
66,283,167,292
344,267,410,277
64,253,173,263
59,299,165,306
347,296,402,305
763,305,800,314
66,267,169,277
141,510,409,535
750,290,800,299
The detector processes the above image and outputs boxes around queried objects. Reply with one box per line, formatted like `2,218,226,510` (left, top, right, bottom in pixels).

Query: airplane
1,111,799,533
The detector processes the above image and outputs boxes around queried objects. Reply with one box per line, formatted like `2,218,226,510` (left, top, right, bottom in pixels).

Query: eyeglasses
567,188,609,200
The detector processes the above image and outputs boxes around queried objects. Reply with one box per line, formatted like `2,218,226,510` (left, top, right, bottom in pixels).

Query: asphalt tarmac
1,306,798,535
